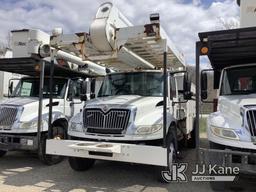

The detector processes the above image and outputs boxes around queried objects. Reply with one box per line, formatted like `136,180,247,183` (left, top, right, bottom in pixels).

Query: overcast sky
0,0,239,64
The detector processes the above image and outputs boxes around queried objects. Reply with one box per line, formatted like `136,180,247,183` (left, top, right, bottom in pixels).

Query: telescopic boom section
49,2,186,71
9,3,186,75
84,2,186,71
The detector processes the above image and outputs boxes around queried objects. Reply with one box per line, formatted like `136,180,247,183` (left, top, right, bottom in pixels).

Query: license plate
21,139,34,146
27,140,33,146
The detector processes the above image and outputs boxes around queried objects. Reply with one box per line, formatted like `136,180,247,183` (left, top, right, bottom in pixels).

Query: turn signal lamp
200,46,209,55
34,64,41,72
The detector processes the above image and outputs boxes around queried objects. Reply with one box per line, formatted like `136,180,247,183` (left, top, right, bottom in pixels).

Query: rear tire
0,150,7,157
39,126,66,165
68,157,95,171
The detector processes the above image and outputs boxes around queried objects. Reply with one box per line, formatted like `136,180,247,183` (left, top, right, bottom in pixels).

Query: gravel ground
0,139,255,192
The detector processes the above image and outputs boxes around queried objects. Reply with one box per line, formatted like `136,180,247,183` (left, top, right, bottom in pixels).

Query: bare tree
0,30,11,57
216,17,240,30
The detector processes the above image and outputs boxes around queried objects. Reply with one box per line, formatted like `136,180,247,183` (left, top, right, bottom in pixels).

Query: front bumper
200,148,256,175
46,139,168,166
68,130,163,141
0,134,38,151
208,129,256,150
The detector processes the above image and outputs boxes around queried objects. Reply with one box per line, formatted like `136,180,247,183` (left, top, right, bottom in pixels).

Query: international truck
195,0,256,190
0,29,104,164
46,2,196,182
196,26,256,190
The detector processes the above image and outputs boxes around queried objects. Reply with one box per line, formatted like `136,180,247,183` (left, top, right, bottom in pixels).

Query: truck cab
69,70,194,142
207,64,256,150
0,75,86,164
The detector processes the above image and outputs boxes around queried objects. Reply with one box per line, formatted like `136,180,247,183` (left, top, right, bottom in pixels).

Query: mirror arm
70,101,83,106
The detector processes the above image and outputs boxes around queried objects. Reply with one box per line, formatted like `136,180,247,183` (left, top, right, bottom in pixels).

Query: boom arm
49,2,186,71
85,2,186,70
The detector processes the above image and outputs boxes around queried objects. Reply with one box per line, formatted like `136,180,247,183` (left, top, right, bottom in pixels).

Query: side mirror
213,70,221,89
201,72,208,100
67,82,74,101
90,79,96,99
80,80,88,101
8,81,14,96
183,73,192,100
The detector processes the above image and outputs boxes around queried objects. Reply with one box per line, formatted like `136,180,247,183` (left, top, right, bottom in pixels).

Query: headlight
211,125,239,140
69,122,83,132
136,124,162,135
19,120,48,129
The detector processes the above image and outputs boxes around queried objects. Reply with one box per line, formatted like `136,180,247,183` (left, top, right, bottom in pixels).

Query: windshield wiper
98,94,111,97
224,91,256,95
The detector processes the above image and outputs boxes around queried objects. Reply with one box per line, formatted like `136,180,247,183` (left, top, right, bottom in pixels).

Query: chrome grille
84,108,130,134
0,106,18,129
246,109,256,137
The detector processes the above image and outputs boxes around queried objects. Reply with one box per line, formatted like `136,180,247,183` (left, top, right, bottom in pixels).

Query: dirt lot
0,140,255,192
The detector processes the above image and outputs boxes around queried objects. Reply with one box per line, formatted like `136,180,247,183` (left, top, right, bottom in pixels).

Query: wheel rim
53,135,62,140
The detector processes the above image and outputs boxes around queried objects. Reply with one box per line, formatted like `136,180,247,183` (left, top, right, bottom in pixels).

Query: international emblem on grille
102,105,109,113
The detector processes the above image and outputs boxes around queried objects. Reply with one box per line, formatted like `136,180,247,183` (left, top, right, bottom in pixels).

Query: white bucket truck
46,2,195,181
0,29,104,164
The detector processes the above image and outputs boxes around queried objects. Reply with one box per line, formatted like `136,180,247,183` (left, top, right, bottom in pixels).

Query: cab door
65,79,85,118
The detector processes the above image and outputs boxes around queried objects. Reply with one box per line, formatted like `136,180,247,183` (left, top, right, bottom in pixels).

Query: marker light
200,47,209,55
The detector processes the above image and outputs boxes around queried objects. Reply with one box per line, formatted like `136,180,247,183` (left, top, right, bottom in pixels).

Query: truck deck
0,57,93,78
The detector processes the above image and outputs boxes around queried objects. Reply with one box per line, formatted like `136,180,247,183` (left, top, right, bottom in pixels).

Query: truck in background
237,0,256,28
195,1,256,190
0,48,22,100
46,2,196,182
0,29,104,164
196,15,256,192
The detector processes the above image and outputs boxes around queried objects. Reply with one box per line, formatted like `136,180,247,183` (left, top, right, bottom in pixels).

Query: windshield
220,66,256,95
12,78,68,99
98,72,163,97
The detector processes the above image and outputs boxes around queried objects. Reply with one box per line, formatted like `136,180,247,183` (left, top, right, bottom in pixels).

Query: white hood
87,95,161,106
0,97,38,106
0,97,63,122
86,95,163,124
218,94,256,124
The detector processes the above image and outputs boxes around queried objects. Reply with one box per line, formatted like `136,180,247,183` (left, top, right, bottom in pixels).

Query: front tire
39,126,66,165
68,157,95,171
187,119,196,148
0,150,7,158
157,124,177,183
